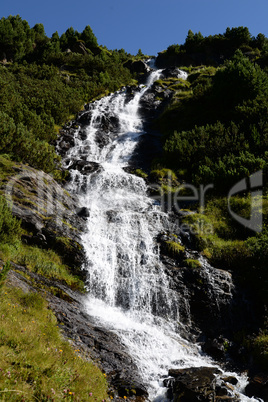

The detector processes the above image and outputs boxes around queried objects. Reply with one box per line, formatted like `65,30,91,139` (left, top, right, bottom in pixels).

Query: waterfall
62,67,261,401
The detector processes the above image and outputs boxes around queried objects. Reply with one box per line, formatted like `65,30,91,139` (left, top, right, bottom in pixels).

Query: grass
154,77,192,102
181,198,250,267
184,258,202,269
0,285,109,401
252,331,268,369
165,240,185,259
181,194,268,268
0,243,84,291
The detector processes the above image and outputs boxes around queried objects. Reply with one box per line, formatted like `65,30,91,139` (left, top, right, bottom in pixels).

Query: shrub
0,195,22,244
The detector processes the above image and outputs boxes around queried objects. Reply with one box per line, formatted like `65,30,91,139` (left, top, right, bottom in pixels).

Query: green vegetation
0,17,142,397
164,240,185,259
134,168,148,179
156,51,268,191
252,331,268,369
0,242,84,292
0,285,108,401
0,195,22,244
184,259,202,269
156,26,268,68
0,261,11,290
181,196,268,298
154,27,268,366
0,15,138,178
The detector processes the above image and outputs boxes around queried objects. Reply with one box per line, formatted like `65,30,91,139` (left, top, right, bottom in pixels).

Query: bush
0,195,22,244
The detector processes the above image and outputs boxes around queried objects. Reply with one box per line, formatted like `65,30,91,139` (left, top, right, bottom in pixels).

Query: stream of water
62,65,261,401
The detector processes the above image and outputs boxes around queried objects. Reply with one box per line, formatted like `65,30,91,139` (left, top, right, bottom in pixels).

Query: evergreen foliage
0,16,135,177
155,31,268,357
157,51,268,191
0,195,22,244
156,26,268,68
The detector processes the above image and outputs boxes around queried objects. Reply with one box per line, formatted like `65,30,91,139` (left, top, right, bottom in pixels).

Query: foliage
157,51,268,193
0,16,136,177
0,261,11,290
252,330,268,369
164,240,185,259
0,243,84,291
0,286,108,401
182,196,268,303
156,26,268,68
184,259,201,269
0,196,22,244
135,168,148,179
0,15,35,61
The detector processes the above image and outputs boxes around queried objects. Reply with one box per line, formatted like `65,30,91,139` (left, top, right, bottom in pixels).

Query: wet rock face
161,66,185,78
123,59,150,75
4,164,86,272
164,367,240,402
156,230,234,340
69,160,101,174
245,373,268,401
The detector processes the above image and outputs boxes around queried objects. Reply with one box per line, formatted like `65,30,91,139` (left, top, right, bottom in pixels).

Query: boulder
76,207,90,219
245,373,268,400
71,41,89,55
69,160,100,174
123,59,150,74
166,367,219,401
164,367,240,402
202,338,227,360
77,111,92,126
162,67,183,78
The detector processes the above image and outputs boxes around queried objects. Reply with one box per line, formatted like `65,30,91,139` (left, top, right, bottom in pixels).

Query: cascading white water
62,66,261,401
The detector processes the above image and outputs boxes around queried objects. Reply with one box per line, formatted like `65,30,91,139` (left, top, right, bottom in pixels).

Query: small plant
165,240,185,259
0,195,22,244
135,168,148,179
184,258,202,269
0,261,11,290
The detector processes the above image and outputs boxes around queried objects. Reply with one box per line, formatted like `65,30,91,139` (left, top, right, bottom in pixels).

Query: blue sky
1,0,267,55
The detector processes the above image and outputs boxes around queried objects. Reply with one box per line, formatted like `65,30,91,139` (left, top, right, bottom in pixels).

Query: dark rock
167,367,221,402
71,41,89,55
95,130,110,148
202,338,226,360
3,164,86,272
112,372,148,397
77,111,92,126
76,207,90,219
106,210,122,223
77,129,87,141
124,59,150,75
69,160,100,174
160,233,235,340
222,377,238,386
161,67,184,78
245,373,268,400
